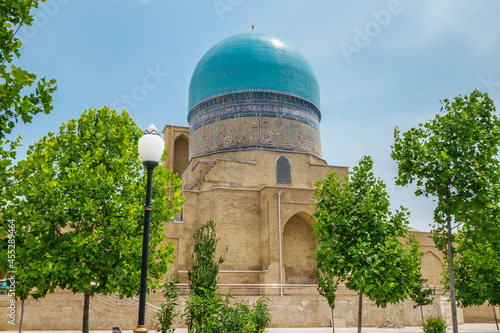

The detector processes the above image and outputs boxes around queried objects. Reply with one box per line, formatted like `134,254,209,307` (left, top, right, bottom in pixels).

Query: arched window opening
276,155,291,185
173,135,189,175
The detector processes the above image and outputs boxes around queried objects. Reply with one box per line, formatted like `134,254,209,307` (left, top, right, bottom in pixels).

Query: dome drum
188,90,322,158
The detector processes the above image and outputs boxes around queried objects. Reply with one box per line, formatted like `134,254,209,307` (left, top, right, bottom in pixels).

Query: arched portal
283,212,316,284
173,135,189,175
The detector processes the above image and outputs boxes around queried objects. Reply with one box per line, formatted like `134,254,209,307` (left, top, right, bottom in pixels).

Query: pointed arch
276,155,291,185
173,134,189,175
421,251,444,285
283,212,316,284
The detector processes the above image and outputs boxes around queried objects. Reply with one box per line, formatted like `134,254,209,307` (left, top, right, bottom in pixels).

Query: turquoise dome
188,32,320,111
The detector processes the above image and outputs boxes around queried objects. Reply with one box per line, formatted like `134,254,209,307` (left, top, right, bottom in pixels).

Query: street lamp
135,124,164,333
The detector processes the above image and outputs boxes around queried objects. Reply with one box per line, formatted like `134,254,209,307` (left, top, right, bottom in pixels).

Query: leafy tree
409,275,435,322
392,89,500,333
187,218,226,297
447,225,500,330
315,267,338,333
183,219,271,333
0,221,54,332
0,0,57,219
313,156,422,333
155,277,180,333
2,107,182,333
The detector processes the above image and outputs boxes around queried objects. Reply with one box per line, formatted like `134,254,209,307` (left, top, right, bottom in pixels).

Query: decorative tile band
189,114,322,159
188,91,322,158
190,108,319,133
188,90,321,124
188,89,321,118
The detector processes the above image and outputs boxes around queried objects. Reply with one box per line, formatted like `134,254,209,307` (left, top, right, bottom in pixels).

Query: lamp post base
134,325,148,333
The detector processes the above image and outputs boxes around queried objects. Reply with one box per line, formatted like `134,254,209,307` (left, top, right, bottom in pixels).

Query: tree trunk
494,306,499,331
19,299,25,333
82,290,90,333
357,290,363,333
420,305,424,323
445,186,458,333
331,307,335,333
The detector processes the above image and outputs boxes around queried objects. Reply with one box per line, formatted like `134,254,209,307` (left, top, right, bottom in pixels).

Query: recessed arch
276,155,291,185
283,212,316,284
421,251,444,285
173,134,189,175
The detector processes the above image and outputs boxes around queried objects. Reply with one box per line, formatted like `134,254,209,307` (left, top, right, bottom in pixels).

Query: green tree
409,275,435,322
449,225,500,330
187,218,226,297
155,277,180,333
313,156,422,333
391,89,500,333
315,267,338,333
2,107,182,333
184,219,226,330
0,0,57,218
0,225,53,332
183,219,271,333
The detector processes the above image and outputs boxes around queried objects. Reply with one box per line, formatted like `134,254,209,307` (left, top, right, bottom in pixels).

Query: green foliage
315,267,338,310
183,220,271,332
445,225,500,308
313,156,422,309
251,297,272,333
0,219,52,301
409,275,435,322
184,291,225,332
0,0,57,215
392,90,500,331
410,276,434,309
220,298,255,332
0,107,183,326
392,89,500,241
422,314,448,333
188,218,226,297
0,0,57,139
184,293,270,333
156,278,180,333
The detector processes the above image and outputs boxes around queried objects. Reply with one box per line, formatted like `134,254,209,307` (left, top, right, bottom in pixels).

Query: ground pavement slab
3,323,499,333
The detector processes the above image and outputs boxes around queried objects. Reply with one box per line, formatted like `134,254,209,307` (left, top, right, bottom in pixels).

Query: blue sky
10,0,500,231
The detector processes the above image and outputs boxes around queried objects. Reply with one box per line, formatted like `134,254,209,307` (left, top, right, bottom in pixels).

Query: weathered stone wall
182,149,347,191
0,289,472,330
463,303,499,323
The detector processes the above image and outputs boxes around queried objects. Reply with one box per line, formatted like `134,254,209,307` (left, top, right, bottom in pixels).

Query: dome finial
252,22,254,31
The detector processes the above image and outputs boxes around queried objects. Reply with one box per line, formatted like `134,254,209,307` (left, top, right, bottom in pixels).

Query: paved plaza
4,323,499,333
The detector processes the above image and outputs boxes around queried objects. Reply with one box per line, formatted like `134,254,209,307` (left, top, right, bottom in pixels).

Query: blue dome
188,32,320,111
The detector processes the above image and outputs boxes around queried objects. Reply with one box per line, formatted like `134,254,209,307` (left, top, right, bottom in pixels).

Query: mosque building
162,31,348,289
160,30,492,328
0,30,494,330
160,31,453,327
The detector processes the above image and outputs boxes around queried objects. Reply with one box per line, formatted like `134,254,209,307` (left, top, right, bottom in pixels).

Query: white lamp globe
138,124,164,165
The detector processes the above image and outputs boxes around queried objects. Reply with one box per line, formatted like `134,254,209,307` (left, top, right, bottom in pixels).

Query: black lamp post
135,124,164,333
